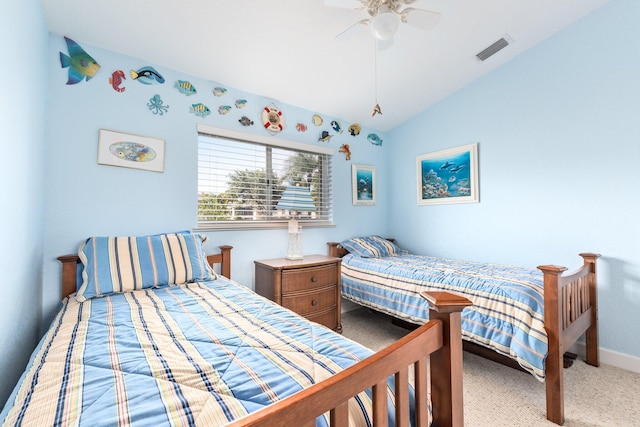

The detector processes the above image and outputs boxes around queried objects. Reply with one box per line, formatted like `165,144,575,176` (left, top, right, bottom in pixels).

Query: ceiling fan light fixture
369,11,400,40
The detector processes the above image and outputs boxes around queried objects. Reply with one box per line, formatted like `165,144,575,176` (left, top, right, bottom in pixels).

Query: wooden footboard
538,253,600,425
329,241,602,426
226,291,471,427
57,247,470,426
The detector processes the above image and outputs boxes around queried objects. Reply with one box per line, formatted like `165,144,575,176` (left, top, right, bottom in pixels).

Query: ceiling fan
327,0,441,49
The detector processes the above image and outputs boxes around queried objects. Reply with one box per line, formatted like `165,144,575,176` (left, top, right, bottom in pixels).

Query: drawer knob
311,276,318,283
311,300,318,306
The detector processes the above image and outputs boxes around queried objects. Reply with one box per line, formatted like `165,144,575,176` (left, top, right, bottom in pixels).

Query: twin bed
1,232,470,427
328,235,600,426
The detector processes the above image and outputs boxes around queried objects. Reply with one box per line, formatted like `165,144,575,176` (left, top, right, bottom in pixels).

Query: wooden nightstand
254,255,342,333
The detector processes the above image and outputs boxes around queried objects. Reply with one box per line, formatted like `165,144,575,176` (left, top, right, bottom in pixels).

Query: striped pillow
76,232,217,301
340,235,400,258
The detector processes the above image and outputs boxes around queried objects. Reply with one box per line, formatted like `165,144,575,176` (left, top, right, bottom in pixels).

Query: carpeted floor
341,307,640,426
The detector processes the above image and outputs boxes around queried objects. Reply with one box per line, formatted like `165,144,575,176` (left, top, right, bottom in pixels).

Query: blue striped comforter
2,277,396,426
341,254,547,380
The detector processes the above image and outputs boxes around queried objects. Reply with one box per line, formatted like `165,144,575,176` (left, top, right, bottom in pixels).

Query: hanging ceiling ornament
371,39,382,117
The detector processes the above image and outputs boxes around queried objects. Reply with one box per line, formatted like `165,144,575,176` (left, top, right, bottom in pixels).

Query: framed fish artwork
352,164,376,206
98,129,165,173
416,143,479,205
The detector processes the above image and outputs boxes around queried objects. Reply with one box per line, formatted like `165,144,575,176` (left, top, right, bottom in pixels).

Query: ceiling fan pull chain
372,38,382,117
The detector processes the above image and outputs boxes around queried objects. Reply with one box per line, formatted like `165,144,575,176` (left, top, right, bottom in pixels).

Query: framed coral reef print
98,129,165,172
416,143,479,205
352,164,376,206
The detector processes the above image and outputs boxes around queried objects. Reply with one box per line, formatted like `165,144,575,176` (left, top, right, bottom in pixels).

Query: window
197,125,333,230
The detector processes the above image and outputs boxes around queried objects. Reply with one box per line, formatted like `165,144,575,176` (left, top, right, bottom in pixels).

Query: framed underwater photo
98,129,165,173
352,164,376,206
416,143,479,205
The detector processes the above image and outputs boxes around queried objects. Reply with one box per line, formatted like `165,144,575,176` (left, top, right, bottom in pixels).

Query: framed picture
416,143,479,205
98,129,165,172
352,164,376,205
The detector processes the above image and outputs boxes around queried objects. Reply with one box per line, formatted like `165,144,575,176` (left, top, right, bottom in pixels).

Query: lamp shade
276,186,316,212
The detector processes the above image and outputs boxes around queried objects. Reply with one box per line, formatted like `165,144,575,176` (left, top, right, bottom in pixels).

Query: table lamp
276,186,316,260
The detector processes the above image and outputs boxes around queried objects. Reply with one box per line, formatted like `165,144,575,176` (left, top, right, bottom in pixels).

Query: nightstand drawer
282,265,337,293
282,287,336,315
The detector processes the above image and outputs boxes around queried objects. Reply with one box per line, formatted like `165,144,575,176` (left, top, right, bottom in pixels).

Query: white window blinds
197,126,333,230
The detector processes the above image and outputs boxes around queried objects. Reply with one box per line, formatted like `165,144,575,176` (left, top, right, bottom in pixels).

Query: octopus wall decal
147,94,169,115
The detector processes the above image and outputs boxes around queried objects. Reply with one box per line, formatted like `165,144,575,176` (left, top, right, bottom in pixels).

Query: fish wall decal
218,105,232,115
348,123,361,136
319,130,333,142
59,36,101,85
190,103,211,118
213,87,227,97
367,133,383,146
238,116,254,126
175,80,196,95
130,66,165,85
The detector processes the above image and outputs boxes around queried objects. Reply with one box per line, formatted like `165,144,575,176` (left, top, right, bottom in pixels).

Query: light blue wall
4,1,638,406
0,0,48,404
42,37,391,329
388,0,640,359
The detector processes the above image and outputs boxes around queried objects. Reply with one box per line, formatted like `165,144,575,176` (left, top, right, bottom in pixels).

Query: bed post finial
327,242,340,258
58,254,81,299
421,291,472,427
538,253,601,425
579,253,601,368
537,263,567,425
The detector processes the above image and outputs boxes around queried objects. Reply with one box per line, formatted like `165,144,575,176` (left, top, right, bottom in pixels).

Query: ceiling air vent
476,36,510,61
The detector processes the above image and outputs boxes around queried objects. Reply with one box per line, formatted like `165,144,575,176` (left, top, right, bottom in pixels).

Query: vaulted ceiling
43,0,609,131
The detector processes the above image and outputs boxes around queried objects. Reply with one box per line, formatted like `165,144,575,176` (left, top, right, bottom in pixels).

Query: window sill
194,221,335,232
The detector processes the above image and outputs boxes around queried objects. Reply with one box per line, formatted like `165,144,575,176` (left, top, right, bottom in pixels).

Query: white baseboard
569,343,640,374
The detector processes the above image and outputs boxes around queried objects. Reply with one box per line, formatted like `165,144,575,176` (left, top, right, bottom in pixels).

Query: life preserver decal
262,104,285,134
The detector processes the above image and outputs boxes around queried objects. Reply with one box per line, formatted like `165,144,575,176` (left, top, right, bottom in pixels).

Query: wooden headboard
327,239,396,258
327,241,348,258
57,245,233,300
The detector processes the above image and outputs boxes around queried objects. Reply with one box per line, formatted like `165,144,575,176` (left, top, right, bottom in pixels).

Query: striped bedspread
341,253,547,380
2,277,395,426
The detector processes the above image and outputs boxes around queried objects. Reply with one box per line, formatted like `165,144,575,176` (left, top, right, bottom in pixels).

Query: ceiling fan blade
324,0,366,10
336,18,370,41
401,8,441,31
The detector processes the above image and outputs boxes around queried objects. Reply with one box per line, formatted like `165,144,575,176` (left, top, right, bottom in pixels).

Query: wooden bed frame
328,241,601,426
57,246,472,427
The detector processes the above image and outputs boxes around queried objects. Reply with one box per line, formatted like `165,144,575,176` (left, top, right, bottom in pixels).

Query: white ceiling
42,0,609,132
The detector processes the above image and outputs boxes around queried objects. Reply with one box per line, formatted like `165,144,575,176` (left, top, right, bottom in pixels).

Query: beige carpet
341,307,640,426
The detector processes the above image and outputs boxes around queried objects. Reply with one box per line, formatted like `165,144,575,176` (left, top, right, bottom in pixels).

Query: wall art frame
352,164,376,206
416,143,479,205
98,129,165,173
